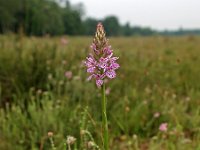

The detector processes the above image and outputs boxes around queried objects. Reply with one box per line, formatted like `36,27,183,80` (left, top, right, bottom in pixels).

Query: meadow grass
0,35,200,149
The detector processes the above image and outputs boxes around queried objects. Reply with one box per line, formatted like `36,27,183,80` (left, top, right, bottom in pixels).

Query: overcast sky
70,0,200,30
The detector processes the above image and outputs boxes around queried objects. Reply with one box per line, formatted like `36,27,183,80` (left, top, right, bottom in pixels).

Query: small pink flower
154,112,160,118
159,123,168,132
65,71,72,79
60,37,68,45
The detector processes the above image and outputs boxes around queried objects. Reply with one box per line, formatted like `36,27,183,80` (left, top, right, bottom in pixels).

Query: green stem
49,137,56,150
102,83,109,150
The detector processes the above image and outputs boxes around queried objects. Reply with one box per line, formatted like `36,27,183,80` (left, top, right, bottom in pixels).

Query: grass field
0,35,200,150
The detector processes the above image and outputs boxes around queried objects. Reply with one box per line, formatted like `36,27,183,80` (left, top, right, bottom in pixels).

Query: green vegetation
0,0,84,35
0,35,200,149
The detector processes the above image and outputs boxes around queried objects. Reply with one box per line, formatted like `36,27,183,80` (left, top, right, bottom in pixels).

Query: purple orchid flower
84,23,120,87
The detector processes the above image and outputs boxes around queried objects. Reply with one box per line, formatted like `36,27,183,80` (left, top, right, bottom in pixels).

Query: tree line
0,0,83,35
0,0,199,36
0,0,156,36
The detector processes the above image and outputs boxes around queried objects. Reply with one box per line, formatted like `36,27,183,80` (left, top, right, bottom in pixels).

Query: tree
29,0,64,35
0,0,158,36
0,0,20,33
0,0,83,35
83,18,99,35
62,7,84,35
122,22,132,36
103,16,120,36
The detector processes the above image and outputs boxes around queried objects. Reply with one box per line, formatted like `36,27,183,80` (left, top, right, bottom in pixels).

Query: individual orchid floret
84,23,120,87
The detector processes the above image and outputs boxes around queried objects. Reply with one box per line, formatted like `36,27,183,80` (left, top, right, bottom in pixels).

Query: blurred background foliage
1,0,200,36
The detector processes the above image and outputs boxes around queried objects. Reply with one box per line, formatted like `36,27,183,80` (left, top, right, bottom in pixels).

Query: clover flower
159,123,168,132
65,71,73,79
85,23,120,87
66,136,76,145
153,112,160,118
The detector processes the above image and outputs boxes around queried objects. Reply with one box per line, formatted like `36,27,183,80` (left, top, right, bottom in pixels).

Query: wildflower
66,136,76,145
84,23,120,87
60,37,68,45
37,89,42,95
48,132,56,150
65,71,72,79
185,97,190,102
87,141,95,148
87,141,100,149
47,131,53,137
48,73,53,80
153,112,160,118
125,106,130,112
172,93,176,99
80,129,86,135
159,123,168,132
132,134,137,140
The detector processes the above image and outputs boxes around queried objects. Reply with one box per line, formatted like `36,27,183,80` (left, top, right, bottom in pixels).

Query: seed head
47,131,53,137
87,141,95,148
66,136,76,145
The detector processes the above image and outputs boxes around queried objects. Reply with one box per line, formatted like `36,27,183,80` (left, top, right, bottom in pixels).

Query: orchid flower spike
85,23,120,87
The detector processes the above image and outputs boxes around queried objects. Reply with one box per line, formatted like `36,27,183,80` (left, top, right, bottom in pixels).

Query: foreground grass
0,35,200,149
